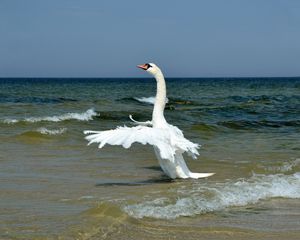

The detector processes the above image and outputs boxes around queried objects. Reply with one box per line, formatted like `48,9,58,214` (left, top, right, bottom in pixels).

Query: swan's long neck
152,71,167,127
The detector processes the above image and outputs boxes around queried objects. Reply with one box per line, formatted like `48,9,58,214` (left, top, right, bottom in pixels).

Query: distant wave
2,108,98,124
133,97,197,106
120,96,195,107
134,96,168,105
36,127,67,135
124,172,300,219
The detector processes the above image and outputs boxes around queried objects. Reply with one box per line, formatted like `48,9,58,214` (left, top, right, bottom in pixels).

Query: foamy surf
124,172,300,219
2,108,98,124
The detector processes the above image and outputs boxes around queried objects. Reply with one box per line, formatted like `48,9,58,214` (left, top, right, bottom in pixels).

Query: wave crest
134,96,169,105
134,96,156,104
2,108,98,124
124,172,300,219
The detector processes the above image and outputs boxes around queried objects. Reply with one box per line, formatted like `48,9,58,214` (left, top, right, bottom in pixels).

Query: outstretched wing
84,126,175,160
84,125,200,162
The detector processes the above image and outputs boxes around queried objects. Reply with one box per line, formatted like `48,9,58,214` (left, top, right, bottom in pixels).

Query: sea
0,78,299,239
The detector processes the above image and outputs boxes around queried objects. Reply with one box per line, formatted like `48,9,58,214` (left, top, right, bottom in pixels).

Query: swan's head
137,63,161,76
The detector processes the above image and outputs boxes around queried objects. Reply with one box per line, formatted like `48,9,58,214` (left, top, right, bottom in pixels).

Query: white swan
84,63,214,179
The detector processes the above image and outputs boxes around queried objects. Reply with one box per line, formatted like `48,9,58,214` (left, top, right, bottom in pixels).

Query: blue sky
0,0,299,77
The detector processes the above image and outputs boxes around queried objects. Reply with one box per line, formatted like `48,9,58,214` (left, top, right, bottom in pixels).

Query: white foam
124,172,300,219
37,127,67,135
134,96,168,105
2,119,18,124
78,195,94,200
2,109,98,124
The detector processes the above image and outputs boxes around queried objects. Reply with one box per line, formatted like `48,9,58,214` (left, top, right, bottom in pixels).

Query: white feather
84,125,199,162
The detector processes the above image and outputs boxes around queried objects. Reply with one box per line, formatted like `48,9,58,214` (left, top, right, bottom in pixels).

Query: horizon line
1,76,300,79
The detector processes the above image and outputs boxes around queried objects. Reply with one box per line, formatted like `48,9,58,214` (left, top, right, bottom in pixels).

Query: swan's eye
146,63,152,69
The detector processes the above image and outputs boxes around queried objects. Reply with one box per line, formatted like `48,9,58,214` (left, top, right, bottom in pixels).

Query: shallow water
0,78,299,239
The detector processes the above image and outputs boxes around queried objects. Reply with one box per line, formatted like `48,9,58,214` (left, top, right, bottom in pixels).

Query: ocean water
0,78,299,239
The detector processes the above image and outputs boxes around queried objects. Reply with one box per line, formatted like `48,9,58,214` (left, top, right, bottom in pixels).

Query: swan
84,63,214,179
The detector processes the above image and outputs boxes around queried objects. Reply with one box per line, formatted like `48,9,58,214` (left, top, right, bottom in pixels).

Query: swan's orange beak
137,64,148,70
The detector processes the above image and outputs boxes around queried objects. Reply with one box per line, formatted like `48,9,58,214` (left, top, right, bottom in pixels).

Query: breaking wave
2,109,98,124
134,96,156,104
134,96,168,105
124,172,300,219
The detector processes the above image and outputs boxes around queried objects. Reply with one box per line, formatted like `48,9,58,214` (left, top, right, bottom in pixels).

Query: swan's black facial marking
137,63,152,71
145,63,152,69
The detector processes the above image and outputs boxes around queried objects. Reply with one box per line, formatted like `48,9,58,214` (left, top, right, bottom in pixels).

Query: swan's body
84,63,214,179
